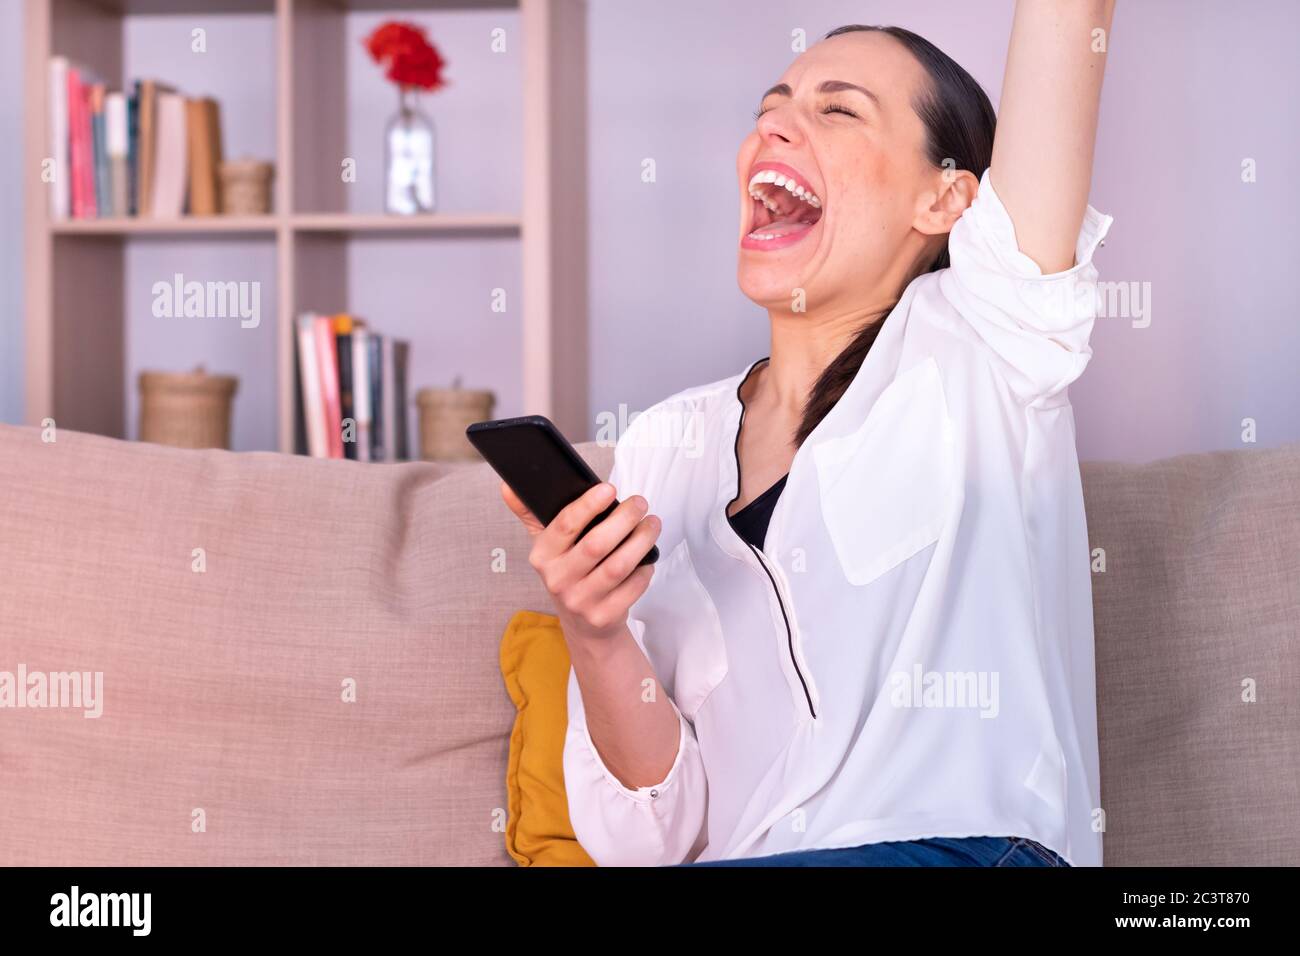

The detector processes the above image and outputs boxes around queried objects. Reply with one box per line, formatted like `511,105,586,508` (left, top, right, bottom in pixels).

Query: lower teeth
749,224,811,240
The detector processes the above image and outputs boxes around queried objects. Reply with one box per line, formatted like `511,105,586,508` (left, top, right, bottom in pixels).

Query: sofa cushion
500,609,595,866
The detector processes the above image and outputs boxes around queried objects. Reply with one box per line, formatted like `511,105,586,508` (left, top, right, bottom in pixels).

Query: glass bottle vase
384,88,436,214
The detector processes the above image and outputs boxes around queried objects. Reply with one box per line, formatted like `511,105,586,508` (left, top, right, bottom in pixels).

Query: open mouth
744,162,824,250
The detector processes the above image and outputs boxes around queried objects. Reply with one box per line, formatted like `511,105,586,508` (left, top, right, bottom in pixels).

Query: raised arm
990,0,1116,274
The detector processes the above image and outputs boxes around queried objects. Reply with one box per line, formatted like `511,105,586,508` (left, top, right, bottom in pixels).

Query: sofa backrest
0,423,1295,865
1082,444,1299,865
0,424,541,865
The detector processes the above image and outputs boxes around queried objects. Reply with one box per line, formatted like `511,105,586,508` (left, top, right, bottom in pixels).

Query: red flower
364,21,447,92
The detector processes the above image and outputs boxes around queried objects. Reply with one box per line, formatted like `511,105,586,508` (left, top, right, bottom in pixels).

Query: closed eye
752,101,862,122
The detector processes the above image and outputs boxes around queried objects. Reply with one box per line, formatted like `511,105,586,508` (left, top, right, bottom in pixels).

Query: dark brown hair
793,25,996,446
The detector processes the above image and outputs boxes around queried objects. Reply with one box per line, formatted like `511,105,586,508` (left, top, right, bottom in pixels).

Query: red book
66,67,83,217
78,76,96,218
69,68,98,219
313,314,344,458
85,84,98,217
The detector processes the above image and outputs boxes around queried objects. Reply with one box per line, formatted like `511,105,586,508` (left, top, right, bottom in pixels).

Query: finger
586,557,656,630
500,481,543,534
534,481,618,562
554,493,649,586
566,512,661,610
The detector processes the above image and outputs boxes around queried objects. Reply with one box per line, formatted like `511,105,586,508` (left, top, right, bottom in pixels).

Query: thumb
500,481,545,535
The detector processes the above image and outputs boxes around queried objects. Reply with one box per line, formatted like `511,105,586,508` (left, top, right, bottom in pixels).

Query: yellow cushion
500,609,596,867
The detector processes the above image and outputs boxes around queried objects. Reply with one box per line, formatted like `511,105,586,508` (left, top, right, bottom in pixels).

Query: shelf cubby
24,0,589,452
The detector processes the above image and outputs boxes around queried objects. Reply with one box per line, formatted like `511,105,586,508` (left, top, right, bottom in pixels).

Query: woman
503,1,1116,867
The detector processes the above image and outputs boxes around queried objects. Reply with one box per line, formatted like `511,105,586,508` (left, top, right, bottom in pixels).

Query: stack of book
49,57,225,219
295,313,411,461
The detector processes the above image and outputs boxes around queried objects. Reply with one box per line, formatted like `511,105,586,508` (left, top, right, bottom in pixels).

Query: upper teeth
747,169,822,209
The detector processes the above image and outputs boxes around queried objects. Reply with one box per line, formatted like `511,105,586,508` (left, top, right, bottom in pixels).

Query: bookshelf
23,0,589,452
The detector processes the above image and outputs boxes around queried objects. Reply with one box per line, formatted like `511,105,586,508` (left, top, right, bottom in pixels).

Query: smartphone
466,415,659,567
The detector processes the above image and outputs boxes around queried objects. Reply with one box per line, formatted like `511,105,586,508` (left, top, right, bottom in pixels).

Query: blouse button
649,789,660,799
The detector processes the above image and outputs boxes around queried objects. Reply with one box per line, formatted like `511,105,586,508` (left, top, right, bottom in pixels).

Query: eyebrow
759,80,881,108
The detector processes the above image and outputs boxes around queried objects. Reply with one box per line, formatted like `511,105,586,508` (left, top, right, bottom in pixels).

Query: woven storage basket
218,159,274,215
417,386,495,461
138,368,239,450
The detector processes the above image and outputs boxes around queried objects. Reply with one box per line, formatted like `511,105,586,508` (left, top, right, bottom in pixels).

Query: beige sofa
1,423,1295,866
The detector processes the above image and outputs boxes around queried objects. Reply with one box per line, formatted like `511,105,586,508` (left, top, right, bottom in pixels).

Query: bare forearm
567,626,682,789
991,0,1116,273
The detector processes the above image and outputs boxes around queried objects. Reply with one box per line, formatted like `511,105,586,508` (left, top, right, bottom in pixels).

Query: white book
48,57,69,220
105,91,128,218
149,92,188,217
351,327,371,462
297,313,327,458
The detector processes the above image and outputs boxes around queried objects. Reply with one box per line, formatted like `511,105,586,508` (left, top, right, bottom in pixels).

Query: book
105,91,128,218
334,314,355,460
66,66,78,217
126,82,140,215
381,338,411,461
78,77,97,217
185,97,222,216
137,79,175,217
90,84,107,216
351,325,371,462
314,314,344,459
66,66,93,218
367,333,385,462
380,338,396,461
292,320,308,456
48,57,69,220
296,314,325,457
392,340,410,460
296,314,327,457
150,92,188,217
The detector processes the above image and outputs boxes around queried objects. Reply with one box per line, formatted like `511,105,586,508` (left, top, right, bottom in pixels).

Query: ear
913,167,980,237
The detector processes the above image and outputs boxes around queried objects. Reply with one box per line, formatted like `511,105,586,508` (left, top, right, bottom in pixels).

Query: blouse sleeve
562,623,709,866
941,167,1115,403
561,411,709,866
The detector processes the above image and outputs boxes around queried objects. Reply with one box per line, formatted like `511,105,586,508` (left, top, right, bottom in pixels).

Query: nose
756,103,801,147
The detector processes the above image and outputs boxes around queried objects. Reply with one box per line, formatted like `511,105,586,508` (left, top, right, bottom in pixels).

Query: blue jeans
673,836,1069,867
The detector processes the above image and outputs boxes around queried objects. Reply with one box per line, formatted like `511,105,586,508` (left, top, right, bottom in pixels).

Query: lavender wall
585,0,1300,461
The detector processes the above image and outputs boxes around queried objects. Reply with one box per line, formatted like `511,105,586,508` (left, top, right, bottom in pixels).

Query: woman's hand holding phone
501,480,661,645
502,479,681,790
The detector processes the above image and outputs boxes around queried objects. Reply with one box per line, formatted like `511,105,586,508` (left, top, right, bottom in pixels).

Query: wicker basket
218,159,274,215
138,368,239,450
417,386,495,461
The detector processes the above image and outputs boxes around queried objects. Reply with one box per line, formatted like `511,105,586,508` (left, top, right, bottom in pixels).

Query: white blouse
564,168,1114,866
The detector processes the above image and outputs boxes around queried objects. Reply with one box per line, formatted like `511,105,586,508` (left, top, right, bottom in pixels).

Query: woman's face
736,32,944,312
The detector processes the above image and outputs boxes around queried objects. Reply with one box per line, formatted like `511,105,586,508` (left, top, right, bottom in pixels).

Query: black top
727,472,789,550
